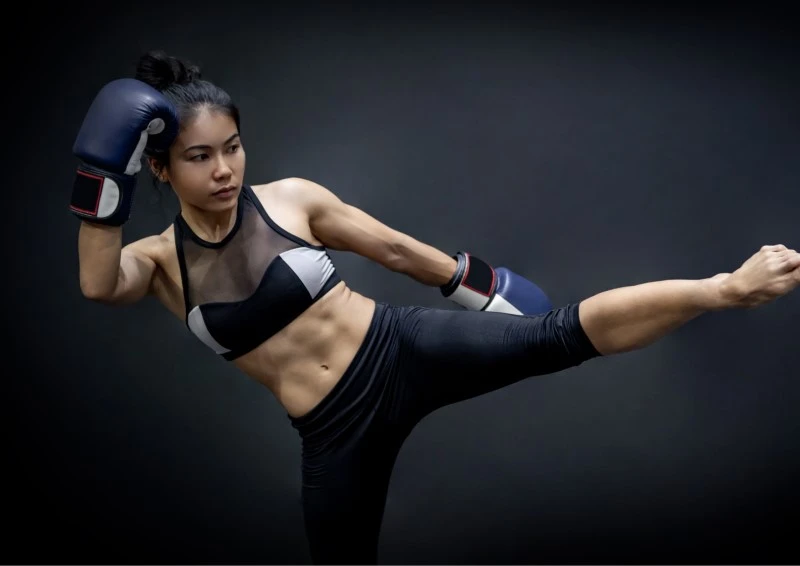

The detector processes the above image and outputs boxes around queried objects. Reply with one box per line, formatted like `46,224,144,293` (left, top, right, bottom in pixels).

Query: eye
227,144,240,153
190,153,209,162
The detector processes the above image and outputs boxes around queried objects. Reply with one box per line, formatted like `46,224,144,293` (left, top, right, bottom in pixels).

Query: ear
147,157,170,184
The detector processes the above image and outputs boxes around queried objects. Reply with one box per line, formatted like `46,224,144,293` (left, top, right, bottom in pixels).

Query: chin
214,199,238,211
207,187,240,207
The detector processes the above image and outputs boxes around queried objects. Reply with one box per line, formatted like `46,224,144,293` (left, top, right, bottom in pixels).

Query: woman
70,50,800,564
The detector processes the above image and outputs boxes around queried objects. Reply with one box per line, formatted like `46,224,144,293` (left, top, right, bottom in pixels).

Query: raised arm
78,222,160,305
68,78,179,305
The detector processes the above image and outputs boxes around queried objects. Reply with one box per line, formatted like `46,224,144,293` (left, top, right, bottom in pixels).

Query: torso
142,180,376,417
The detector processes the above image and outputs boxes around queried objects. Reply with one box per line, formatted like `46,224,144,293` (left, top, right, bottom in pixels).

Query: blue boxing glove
440,251,552,315
69,78,179,226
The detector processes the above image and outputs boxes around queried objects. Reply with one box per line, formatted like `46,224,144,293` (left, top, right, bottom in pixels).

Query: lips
213,185,237,195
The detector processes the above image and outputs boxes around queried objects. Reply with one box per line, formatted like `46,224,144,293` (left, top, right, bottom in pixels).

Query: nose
212,154,233,180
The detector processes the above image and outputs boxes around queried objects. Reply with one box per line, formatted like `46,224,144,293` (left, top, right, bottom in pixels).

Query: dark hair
134,50,241,179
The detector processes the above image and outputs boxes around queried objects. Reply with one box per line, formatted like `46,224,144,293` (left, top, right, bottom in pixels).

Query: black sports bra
173,184,342,360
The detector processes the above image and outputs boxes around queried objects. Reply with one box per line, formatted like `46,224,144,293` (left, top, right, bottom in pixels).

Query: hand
717,245,800,308
487,267,553,315
440,251,552,315
69,78,179,226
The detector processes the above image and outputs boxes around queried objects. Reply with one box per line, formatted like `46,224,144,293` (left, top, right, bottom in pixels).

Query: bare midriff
231,281,376,418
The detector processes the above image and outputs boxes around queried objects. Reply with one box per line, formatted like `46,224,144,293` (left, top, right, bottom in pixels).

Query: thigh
399,303,600,412
301,434,404,565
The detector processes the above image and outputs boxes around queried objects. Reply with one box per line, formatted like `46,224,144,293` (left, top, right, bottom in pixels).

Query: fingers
787,250,800,271
771,249,800,273
761,244,788,252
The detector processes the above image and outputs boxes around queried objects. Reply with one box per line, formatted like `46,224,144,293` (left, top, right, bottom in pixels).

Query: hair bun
134,50,202,91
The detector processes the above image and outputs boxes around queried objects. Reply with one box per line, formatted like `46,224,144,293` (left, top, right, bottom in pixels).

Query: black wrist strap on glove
69,164,136,226
440,251,498,310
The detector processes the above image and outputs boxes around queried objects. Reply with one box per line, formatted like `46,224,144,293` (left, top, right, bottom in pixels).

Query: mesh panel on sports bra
178,189,300,309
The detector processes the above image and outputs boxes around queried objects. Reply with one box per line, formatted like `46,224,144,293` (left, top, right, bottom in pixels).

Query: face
154,106,246,212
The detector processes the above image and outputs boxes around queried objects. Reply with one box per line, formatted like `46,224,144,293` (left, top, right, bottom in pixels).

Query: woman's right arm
78,221,158,305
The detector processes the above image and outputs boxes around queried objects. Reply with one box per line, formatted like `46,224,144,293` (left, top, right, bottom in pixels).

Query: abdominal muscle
231,281,376,418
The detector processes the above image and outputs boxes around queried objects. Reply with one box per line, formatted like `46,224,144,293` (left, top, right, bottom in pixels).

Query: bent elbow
79,279,116,304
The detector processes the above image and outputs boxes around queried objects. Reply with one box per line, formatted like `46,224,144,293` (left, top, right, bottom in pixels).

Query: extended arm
290,177,457,286
290,177,552,315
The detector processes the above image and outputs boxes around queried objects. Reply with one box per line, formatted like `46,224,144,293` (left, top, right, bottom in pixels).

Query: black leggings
288,302,601,564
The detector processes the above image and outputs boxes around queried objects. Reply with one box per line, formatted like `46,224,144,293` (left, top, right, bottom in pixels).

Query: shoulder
251,177,307,194
123,225,175,265
251,177,345,218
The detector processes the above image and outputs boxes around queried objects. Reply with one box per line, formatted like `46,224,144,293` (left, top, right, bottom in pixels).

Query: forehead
176,107,238,148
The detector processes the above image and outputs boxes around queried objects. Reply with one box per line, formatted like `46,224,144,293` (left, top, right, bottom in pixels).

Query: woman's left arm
288,177,457,287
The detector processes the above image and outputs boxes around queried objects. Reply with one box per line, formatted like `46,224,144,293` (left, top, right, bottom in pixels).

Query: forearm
392,233,458,287
78,221,123,298
579,278,730,356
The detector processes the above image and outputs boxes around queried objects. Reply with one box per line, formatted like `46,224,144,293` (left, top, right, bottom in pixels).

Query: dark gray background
8,1,799,564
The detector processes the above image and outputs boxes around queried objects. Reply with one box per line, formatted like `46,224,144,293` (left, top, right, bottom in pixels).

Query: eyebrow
183,133,240,153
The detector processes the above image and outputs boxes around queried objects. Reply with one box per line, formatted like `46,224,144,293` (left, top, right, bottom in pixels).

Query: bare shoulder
252,177,305,210
119,225,179,288
252,177,344,214
124,224,175,264
251,177,304,194
250,178,327,246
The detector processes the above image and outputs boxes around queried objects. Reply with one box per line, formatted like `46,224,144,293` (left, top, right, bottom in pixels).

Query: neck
179,199,238,243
